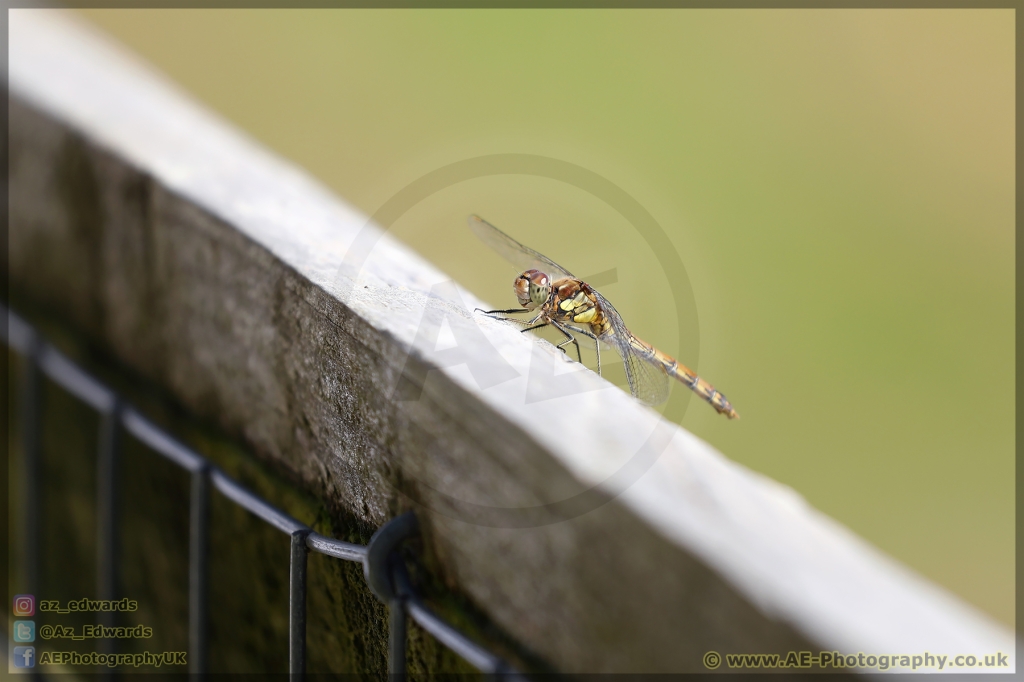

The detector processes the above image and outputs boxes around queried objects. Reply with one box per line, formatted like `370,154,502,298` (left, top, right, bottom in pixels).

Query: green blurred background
74,9,1014,627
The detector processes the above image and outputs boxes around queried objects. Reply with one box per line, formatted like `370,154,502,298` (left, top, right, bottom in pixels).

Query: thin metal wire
96,398,122,605
407,597,509,673
122,407,207,473
210,468,308,535
38,344,116,412
389,597,408,678
19,328,43,601
305,531,366,562
95,397,122,677
290,530,310,678
189,464,211,675
4,306,520,677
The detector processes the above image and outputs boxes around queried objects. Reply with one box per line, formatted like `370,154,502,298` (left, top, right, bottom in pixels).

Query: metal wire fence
4,305,521,677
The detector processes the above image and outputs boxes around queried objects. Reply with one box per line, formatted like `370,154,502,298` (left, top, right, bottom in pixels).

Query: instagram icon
13,595,35,617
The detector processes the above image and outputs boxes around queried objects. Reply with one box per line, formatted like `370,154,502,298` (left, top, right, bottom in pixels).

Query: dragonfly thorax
514,269,551,309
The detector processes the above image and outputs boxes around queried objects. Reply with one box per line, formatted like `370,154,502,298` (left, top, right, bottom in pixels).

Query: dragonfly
469,215,739,419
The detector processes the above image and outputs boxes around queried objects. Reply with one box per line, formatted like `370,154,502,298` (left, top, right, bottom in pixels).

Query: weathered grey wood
8,10,1014,673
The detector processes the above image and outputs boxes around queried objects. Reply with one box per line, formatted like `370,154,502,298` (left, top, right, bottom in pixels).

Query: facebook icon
13,646,35,668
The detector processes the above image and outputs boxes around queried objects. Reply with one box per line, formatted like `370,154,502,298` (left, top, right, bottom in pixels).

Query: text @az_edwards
40,624,153,640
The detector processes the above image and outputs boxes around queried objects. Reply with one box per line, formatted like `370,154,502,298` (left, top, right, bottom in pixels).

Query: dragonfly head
515,269,550,309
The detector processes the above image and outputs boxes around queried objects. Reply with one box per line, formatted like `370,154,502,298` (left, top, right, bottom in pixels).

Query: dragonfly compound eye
513,273,533,307
526,269,550,307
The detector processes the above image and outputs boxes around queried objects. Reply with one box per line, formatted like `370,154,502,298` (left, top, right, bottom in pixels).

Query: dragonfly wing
592,291,671,406
468,215,576,281
622,340,672,407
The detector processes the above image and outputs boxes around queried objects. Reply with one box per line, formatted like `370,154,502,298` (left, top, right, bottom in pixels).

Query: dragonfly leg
515,311,548,330
479,309,545,329
476,307,532,316
550,321,582,363
563,324,601,375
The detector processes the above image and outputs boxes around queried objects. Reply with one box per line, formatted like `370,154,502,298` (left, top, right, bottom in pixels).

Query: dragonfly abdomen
631,336,740,419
